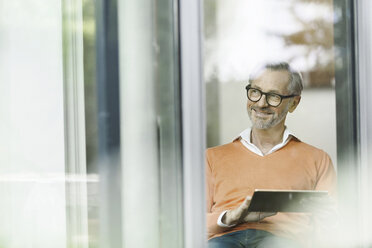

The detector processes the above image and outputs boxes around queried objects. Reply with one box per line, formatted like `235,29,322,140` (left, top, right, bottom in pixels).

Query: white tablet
247,189,329,212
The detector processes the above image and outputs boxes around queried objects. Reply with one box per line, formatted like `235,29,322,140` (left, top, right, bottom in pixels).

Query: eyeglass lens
247,88,281,106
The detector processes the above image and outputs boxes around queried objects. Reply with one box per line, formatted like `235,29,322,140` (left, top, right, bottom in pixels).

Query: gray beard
248,104,290,129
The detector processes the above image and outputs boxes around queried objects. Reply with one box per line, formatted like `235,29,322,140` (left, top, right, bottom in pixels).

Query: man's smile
252,108,273,118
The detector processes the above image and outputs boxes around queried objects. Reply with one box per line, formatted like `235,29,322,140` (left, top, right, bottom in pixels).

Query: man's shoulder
207,140,239,151
289,138,329,157
206,140,241,156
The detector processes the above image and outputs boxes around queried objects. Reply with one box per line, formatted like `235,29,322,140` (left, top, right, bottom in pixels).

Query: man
206,62,337,248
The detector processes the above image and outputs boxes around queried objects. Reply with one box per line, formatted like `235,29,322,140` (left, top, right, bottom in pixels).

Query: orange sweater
206,137,337,242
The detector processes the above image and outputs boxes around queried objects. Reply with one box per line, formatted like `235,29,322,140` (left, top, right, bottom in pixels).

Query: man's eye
268,94,281,101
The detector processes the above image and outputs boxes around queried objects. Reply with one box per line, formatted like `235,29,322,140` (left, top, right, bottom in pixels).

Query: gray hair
248,62,303,95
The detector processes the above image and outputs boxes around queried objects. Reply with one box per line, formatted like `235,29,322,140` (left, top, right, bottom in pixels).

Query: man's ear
289,96,301,113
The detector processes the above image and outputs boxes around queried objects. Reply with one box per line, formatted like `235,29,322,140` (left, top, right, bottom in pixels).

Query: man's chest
212,156,317,203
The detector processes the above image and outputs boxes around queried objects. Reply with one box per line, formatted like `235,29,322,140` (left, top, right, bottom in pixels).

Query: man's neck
251,124,286,155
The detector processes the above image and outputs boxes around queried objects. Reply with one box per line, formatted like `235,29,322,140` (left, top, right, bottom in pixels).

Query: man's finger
260,212,277,218
239,196,252,210
242,211,276,222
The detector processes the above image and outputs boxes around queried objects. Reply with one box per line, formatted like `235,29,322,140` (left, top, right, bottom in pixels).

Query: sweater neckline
234,137,297,158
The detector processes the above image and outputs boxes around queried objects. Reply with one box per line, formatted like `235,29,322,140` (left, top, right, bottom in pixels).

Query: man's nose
256,94,269,107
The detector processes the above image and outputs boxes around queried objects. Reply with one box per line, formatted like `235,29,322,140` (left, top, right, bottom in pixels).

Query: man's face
247,69,294,129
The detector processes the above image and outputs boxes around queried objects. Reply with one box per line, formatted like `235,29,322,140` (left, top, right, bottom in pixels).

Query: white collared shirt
239,127,294,156
217,127,295,227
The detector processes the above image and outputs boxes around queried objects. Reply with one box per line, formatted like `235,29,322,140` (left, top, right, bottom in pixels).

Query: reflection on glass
82,0,100,247
0,0,66,247
203,0,351,247
204,0,337,164
204,0,334,84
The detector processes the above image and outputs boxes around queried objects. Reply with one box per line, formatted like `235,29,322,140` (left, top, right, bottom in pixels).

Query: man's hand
222,196,276,226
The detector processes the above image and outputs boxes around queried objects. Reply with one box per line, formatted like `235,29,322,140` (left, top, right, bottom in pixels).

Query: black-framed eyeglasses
245,85,299,107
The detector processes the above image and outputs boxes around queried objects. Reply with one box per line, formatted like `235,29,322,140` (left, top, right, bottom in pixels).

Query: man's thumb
241,196,252,209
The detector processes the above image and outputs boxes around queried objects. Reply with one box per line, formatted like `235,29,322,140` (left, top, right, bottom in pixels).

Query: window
204,0,371,246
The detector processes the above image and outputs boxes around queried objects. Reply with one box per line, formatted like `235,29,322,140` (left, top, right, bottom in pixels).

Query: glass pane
0,1,66,247
205,0,337,164
116,0,184,247
204,0,357,246
82,0,99,247
355,1,372,245
153,2,184,247
0,0,186,247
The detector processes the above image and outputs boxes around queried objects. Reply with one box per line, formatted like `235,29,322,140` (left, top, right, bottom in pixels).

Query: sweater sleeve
311,151,339,244
314,151,337,196
206,150,230,238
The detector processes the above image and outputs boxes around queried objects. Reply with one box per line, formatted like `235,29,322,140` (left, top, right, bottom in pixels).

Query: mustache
251,107,274,114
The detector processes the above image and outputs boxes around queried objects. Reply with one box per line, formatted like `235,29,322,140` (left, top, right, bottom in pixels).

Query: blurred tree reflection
82,1,99,248
273,0,334,88
83,0,98,171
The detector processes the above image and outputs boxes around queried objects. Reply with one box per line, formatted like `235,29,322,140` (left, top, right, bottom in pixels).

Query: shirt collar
238,127,295,156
